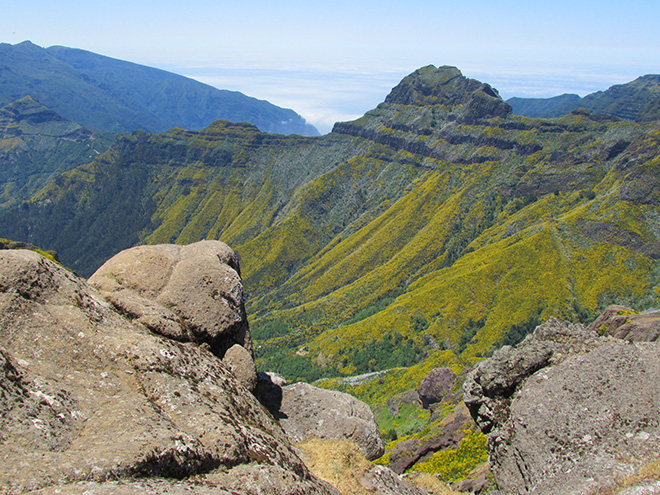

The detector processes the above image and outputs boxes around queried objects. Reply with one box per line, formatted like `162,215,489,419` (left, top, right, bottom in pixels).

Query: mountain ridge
0,65,658,385
508,74,660,121
0,40,319,136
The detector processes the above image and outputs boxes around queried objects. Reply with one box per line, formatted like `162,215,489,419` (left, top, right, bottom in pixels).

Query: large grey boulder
0,249,337,495
464,316,660,494
222,343,258,391
89,240,251,358
279,382,385,461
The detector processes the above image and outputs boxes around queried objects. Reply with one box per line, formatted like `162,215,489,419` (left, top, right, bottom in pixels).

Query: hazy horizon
3,0,659,133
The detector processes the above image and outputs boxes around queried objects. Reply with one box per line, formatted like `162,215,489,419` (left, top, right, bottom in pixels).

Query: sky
3,0,660,134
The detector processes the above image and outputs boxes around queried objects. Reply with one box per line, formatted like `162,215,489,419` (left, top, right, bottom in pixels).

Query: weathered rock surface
417,367,456,409
222,343,258,391
279,382,385,461
464,316,660,494
0,249,337,494
88,240,251,358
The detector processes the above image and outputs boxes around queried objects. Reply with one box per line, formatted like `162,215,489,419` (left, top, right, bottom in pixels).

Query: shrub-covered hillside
0,96,114,209
1,65,659,383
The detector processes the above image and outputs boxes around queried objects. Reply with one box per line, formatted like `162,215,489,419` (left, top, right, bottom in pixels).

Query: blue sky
3,0,660,133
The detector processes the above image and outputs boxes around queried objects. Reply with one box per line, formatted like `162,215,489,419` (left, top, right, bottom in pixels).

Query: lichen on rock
464,314,660,495
0,248,337,494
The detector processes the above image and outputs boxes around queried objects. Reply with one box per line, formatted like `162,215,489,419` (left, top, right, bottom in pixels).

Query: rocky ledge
0,243,337,494
464,312,660,495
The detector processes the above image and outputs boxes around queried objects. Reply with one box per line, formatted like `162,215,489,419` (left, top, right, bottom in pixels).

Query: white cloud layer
178,61,657,134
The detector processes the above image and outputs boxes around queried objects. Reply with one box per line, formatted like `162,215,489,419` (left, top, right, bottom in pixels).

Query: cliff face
0,244,336,494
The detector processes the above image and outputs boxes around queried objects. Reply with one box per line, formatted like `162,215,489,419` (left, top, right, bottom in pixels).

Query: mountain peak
382,65,511,120
3,40,43,52
0,96,66,124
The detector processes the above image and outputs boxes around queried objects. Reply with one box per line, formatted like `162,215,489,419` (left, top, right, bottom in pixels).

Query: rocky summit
0,244,337,494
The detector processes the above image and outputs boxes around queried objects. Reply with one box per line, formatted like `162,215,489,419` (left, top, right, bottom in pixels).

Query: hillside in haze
0,41,319,136
2,65,659,387
0,96,114,209
508,74,660,121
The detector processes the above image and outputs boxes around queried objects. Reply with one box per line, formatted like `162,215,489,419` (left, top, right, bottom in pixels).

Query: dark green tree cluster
498,311,543,347
343,331,425,373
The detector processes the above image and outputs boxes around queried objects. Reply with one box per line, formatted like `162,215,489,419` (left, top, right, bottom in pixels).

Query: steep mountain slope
1,65,659,384
506,93,582,119
0,41,318,136
508,74,660,121
0,96,114,209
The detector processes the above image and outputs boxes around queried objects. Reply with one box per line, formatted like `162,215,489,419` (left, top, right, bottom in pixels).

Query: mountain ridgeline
1,64,659,382
508,74,660,121
0,96,114,209
0,41,319,136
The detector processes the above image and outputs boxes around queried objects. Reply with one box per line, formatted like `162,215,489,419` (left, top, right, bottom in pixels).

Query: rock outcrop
384,65,511,121
586,304,660,342
88,240,251,358
464,316,660,494
278,382,385,461
0,248,337,494
417,367,456,409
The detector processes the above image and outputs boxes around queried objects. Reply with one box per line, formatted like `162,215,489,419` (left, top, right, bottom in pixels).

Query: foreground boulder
464,316,660,494
89,240,251,358
279,382,385,461
0,249,337,494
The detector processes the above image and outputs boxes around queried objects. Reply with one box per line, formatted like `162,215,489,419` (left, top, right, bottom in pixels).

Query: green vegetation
498,311,543,347
343,331,425,374
376,403,431,440
411,429,488,481
1,65,659,388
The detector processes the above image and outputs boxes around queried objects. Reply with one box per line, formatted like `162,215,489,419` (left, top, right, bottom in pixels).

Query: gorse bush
411,429,488,481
